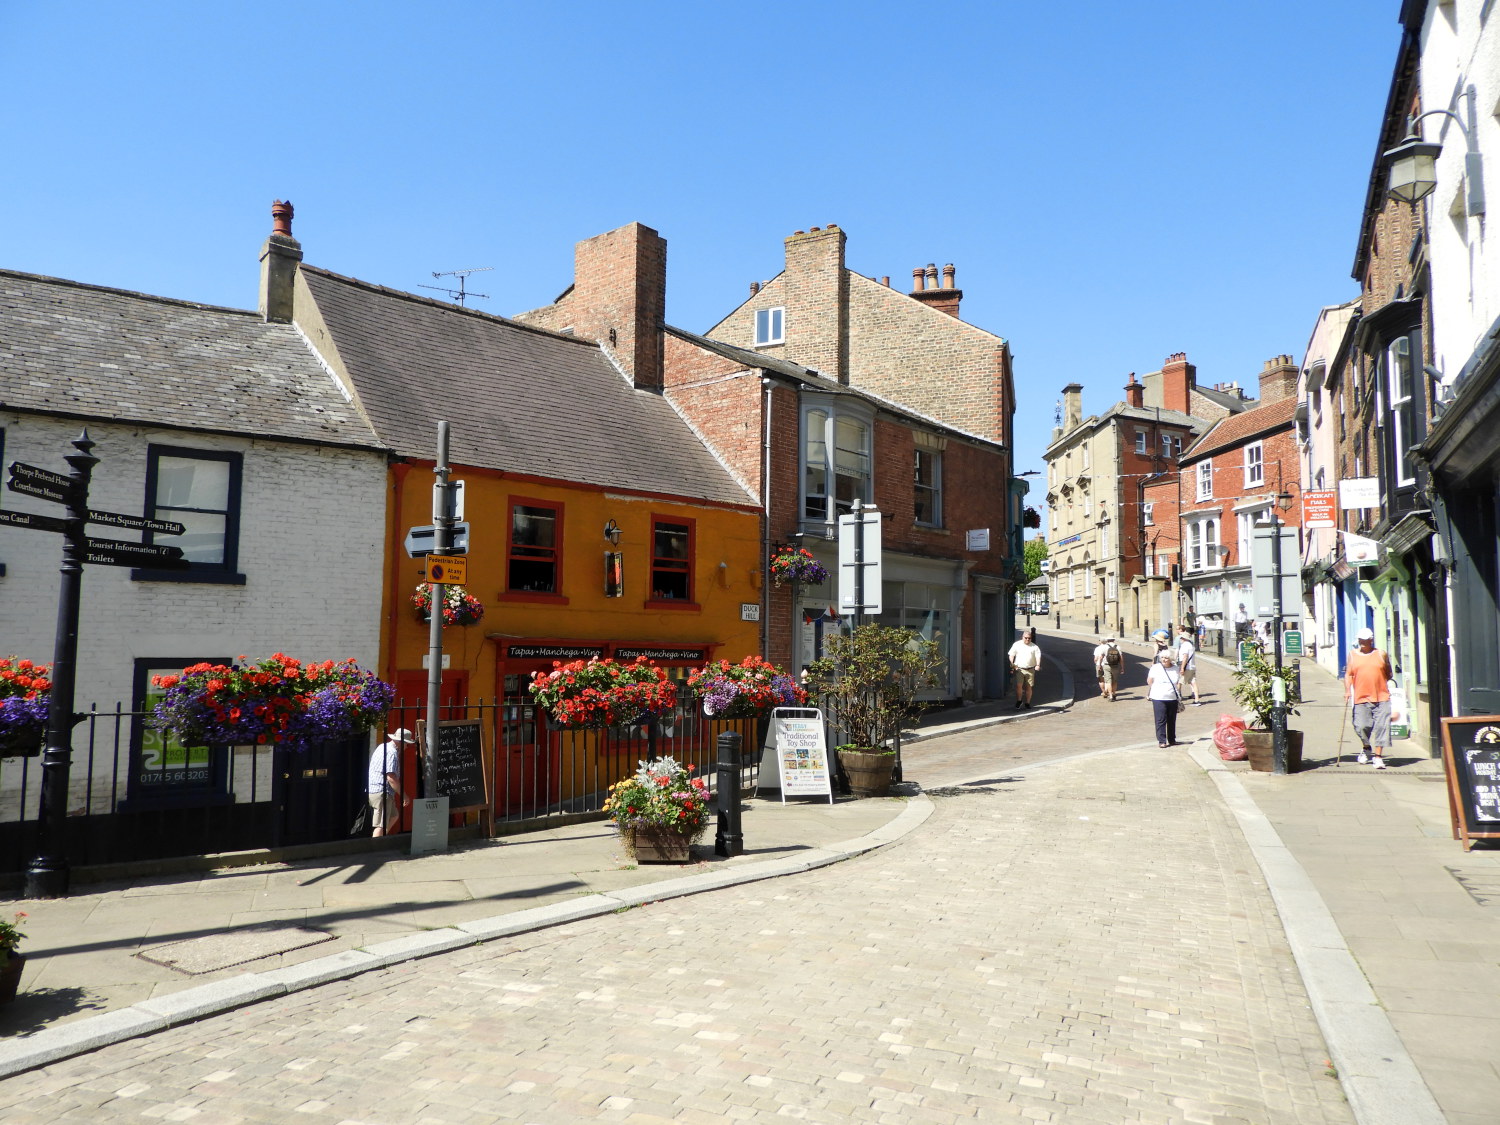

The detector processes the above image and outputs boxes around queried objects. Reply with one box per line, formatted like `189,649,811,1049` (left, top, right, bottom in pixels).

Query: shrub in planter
688,656,806,718
527,657,678,729
150,653,394,751
1229,643,1302,731
0,657,50,757
808,624,944,752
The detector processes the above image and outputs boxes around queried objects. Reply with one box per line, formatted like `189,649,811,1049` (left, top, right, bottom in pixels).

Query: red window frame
503,496,567,603
646,514,697,610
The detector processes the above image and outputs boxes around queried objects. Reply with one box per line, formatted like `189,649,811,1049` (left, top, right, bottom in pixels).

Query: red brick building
520,221,1018,701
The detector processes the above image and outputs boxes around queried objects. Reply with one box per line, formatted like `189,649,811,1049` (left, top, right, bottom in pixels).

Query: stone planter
837,748,896,797
1244,729,1303,773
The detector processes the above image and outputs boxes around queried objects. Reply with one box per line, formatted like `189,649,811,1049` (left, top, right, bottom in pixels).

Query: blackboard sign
415,719,488,813
1439,716,1500,850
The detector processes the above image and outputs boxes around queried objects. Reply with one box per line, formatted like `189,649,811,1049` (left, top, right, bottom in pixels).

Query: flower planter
1243,729,1303,773
838,748,896,797
0,954,23,1005
0,730,43,759
627,825,696,864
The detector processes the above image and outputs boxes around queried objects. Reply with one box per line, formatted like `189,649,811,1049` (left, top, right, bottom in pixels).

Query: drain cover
138,926,333,974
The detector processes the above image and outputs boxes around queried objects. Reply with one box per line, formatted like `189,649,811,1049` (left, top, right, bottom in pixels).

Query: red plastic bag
1214,714,1248,761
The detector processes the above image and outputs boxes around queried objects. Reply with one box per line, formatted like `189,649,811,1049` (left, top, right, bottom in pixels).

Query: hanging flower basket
412,582,485,627
688,656,807,718
769,546,829,587
605,757,710,862
150,653,394,751
1023,506,1042,529
0,658,50,758
527,657,678,729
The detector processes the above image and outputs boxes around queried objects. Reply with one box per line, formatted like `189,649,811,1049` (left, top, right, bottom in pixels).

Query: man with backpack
1093,635,1124,701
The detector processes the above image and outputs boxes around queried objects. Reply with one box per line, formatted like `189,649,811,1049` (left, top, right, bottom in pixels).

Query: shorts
1013,668,1036,689
1097,664,1116,686
1179,666,1196,687
1352,700,1391,748
369,791,397,833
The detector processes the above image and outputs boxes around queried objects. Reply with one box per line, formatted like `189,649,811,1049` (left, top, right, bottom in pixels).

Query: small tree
1229,643,1302,730
808,624,944,752
1023,537,1049,583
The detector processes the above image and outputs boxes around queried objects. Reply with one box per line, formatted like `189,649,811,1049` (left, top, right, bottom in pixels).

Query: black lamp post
1260,492,1295,775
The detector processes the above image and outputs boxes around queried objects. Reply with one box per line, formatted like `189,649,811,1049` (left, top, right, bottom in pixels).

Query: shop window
649,517,694,604
507,499,562,594
138,445,243,583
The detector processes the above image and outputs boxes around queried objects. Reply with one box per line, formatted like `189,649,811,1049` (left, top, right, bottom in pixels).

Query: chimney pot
925,264,938,288
271,199,294,238
809,226,821,232
881,276,890,287
912,267,925,291
750,281,760,296
793,230,804,236
942,263,955,288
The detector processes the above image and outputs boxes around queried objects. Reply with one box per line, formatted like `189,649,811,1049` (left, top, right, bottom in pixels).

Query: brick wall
1179,425,1301,571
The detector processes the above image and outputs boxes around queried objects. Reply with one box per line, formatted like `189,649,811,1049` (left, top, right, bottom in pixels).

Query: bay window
801,398,872,525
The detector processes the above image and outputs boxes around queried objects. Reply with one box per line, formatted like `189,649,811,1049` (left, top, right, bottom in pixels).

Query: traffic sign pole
26,430,98,898
417,422,456,855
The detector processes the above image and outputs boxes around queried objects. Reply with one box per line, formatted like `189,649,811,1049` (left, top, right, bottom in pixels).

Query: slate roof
1182,397,1297,461
0,269,384,449
1043,402,1205,457
301,268,754,507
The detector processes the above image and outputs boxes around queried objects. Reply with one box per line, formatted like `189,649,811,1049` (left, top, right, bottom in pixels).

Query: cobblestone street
0,721,1353,1124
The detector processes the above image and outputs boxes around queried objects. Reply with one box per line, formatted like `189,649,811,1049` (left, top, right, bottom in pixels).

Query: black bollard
714,730,744,857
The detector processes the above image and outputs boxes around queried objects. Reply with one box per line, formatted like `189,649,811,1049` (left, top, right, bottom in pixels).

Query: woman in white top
1146,651,1182,747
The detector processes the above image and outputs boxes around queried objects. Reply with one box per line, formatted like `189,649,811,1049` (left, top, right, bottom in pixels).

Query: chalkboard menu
415,719,488,812
1439,716,1500,850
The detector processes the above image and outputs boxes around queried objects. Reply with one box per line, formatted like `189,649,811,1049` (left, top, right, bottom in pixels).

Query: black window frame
134,444,246,585
120,656,234,810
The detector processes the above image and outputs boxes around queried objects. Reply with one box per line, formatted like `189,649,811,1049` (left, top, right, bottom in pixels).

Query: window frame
503,496,568,603
1387,335,1418,487
1185,516,1220,573
913,447,942,527
754,306,785,346
1135,430,1147,455
1143,501,1154,526
121,656,233,809
1243,441,1264,488
1196,460,1213,501
646,514,698,610
137,444,245,584
799,397,873,528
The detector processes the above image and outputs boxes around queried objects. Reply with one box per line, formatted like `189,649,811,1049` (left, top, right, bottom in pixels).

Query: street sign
8,462,72,489
433,479,465,522
404,522,470,557
423,555,468,584
1338,477,1380,509
83,542,190,569
87,508,186,536
0,508,69,533
6,477,73,505
1301,490,1337,529
837,508,883,615
1283,630,1304,656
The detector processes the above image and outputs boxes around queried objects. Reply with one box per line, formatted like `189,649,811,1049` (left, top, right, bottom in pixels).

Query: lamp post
1259,492,1295,775
1381,94,1486,215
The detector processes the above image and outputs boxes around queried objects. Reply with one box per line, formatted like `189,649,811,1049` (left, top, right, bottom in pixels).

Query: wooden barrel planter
1244,729,1303,773
625,826,696,864
0,955,24,1006
837,749,896,797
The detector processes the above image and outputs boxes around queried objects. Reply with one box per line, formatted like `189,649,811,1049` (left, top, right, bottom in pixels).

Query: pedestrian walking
1176,623,1201,705
368,727,416,836
1234,602,1250,641
1092,634,1123,701
1346,626,1394,768
1151,629,1169,660
1008,627,1042,709
1146,651,1182,747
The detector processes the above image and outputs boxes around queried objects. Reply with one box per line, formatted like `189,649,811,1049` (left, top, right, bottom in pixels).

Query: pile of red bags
1213,714,1248,761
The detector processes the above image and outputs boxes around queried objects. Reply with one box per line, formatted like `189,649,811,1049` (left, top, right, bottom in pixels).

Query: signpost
837,501,882,622
3,438,186,896
413,422,460,856
404,522,470,557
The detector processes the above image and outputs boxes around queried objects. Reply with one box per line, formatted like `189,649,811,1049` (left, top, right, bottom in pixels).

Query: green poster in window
140,675,213,785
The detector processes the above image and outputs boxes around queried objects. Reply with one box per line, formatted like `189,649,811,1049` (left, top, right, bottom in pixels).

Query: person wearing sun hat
368,726,417,835
1346,627,1393,768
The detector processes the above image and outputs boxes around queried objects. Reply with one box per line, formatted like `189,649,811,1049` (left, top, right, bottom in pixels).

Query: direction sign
0,508,69,533
6,477,74,505
82,541,190,569
423,555,468,584
404,522,470,557
8,462,72,489
87,509,186,536
85,537,185,560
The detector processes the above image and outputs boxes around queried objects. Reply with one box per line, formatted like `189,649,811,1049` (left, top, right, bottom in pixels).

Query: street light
1257,491,1295,775
1381,95,1486,214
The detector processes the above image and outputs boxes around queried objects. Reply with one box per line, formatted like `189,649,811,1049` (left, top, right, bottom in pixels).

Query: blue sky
2,1,1399,488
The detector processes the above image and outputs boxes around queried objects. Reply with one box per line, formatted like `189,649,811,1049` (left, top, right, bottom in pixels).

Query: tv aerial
420,266,492,307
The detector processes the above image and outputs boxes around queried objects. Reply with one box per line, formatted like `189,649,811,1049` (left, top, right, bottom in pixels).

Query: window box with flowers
688,656,807,718
769,546,829,587
603,756,710,863
0,657,51,759
412,582,485,627
150,653,394,751
527,657,678,729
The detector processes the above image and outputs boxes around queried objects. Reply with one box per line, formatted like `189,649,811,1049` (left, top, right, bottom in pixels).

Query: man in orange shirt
1345,627,1394,769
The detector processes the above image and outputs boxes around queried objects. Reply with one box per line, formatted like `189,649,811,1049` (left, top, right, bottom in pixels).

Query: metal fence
0,698,769,884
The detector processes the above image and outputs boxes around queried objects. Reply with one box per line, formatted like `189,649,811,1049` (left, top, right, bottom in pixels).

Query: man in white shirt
368,727,416,837
1092,635,1123,702
1007,628,1042,709
1176,622,1200,705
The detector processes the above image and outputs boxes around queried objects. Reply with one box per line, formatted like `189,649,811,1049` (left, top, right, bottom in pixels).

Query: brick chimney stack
258,199,302,323
1124,372,1143,408
908,261,963,318
1258,354,1298,404
783,224,849,383
1161,352,1195,414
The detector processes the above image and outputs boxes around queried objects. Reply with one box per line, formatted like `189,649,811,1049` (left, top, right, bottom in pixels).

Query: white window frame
1236,502,1269,563
754,306,785,346
1185,516,1220,573
1135,430,1147,454
799,396,872,525
1388,336,1416,486
1196,461,1213,501
1107,573,1117,600
1244,441,1264,487
1143,501,1154,526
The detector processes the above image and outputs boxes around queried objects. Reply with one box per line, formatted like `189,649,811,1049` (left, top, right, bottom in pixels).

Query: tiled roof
301,268,753,507
0,269,384,449
1182,398,1297,461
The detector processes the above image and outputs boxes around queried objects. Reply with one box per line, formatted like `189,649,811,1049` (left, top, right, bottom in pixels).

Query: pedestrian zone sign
423,555,468,584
